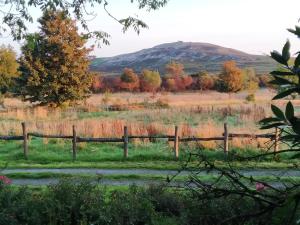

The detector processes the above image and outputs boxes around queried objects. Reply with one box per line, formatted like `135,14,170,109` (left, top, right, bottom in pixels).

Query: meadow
0,89,299,170
1,90,299,225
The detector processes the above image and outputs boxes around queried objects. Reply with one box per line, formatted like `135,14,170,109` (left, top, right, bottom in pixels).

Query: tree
165,61,185,77
242,68,259,101
242,68,259,91
91,72,104,93
219,60,243,92
0,45,19,94
140,69,161,92
197,72,215,91
119,68,140,91
16,10,93,106
164,62,193,91
0,0,168,44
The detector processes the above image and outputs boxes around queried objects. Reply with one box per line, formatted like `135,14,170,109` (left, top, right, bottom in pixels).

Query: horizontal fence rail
0,122,280,160
0,136,23,141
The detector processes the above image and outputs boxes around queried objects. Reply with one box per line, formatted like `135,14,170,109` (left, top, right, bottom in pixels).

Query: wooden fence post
174,126,179,159
274,127,280,153
123,126,128,158
72,125,77,161
21,122,28,160
223,123,229,154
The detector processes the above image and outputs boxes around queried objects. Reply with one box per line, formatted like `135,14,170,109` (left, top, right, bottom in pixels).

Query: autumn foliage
119,68,140,91
16,10,93,106
140,69,162,92
218,61,243,92
0,45,19,94
90,60,264,93
163,62,193,91
197,72,215,90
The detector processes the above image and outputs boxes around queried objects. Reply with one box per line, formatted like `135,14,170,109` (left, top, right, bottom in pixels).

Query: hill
90,41,276,74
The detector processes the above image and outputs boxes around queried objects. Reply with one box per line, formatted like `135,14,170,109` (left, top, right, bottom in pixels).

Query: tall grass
0,103,274,150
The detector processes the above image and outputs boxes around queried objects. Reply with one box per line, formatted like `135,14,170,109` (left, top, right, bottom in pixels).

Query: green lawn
0,137,299,170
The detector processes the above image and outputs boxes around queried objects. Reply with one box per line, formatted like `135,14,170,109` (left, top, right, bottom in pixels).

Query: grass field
0,137,298,170
0,90,299,184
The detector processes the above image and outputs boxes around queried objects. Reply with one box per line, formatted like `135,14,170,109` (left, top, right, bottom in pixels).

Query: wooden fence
0,122,280,161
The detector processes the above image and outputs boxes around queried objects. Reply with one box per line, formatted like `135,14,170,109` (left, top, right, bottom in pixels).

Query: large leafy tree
0,45,19,94
16,10,93,106
0,0,168,44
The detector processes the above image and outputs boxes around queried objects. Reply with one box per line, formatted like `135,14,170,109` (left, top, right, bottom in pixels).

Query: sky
1,0,300,57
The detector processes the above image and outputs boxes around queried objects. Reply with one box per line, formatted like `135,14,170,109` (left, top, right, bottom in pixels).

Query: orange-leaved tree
119,68,140,91
218,60,243,92
164,61,193,91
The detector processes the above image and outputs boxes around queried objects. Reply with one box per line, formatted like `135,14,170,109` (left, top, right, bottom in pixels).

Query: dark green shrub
108,185,155,225
44,178,107,225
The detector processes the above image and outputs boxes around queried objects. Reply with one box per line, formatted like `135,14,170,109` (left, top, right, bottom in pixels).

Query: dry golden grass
86,89,278,107
0,89,293,150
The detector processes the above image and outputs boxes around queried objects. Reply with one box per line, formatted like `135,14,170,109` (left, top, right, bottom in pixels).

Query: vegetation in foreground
0,178,298,225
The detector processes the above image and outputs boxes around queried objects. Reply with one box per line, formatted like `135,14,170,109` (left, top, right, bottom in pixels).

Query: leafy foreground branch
0,0,168,43
167,20,300,225
173,150,300,225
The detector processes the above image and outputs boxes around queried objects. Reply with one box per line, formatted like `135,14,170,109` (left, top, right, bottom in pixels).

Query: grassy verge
0,138,298,170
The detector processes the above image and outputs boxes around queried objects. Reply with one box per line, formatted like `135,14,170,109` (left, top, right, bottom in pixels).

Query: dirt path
11,178,169,186
3,168,300,177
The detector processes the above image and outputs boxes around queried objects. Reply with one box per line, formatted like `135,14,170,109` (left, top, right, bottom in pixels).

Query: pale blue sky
1,0,300,57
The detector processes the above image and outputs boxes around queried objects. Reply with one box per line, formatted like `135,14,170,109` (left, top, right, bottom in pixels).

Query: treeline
0,9,274,107
91,61,273,93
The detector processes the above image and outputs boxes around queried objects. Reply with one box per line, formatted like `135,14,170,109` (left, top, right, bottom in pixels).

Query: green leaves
119,17,148,34
260,103,295,130
288,26,300,38
1,0,168,44
270,40,290,66
270,71,294,76
285,101,294,120
270,51,288,66
262,24,300,150
271,105,285,120
294,53,300,69
282,40,291,62
272,88,299,100
269,76,295,86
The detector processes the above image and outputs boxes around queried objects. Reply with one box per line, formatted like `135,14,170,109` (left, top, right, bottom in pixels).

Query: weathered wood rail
0,122,279,160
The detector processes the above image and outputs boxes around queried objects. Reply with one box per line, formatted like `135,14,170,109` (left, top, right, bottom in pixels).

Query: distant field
1,89,298,151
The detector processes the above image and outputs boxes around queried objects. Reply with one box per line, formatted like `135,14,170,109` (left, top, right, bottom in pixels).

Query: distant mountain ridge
90,41,276,74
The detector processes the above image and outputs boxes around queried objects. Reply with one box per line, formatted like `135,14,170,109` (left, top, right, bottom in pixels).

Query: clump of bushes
0,178,297,225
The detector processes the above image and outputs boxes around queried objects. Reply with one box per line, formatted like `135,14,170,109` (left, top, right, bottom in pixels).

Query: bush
245,94,255,102
108,185,156,225
0,179,298,225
